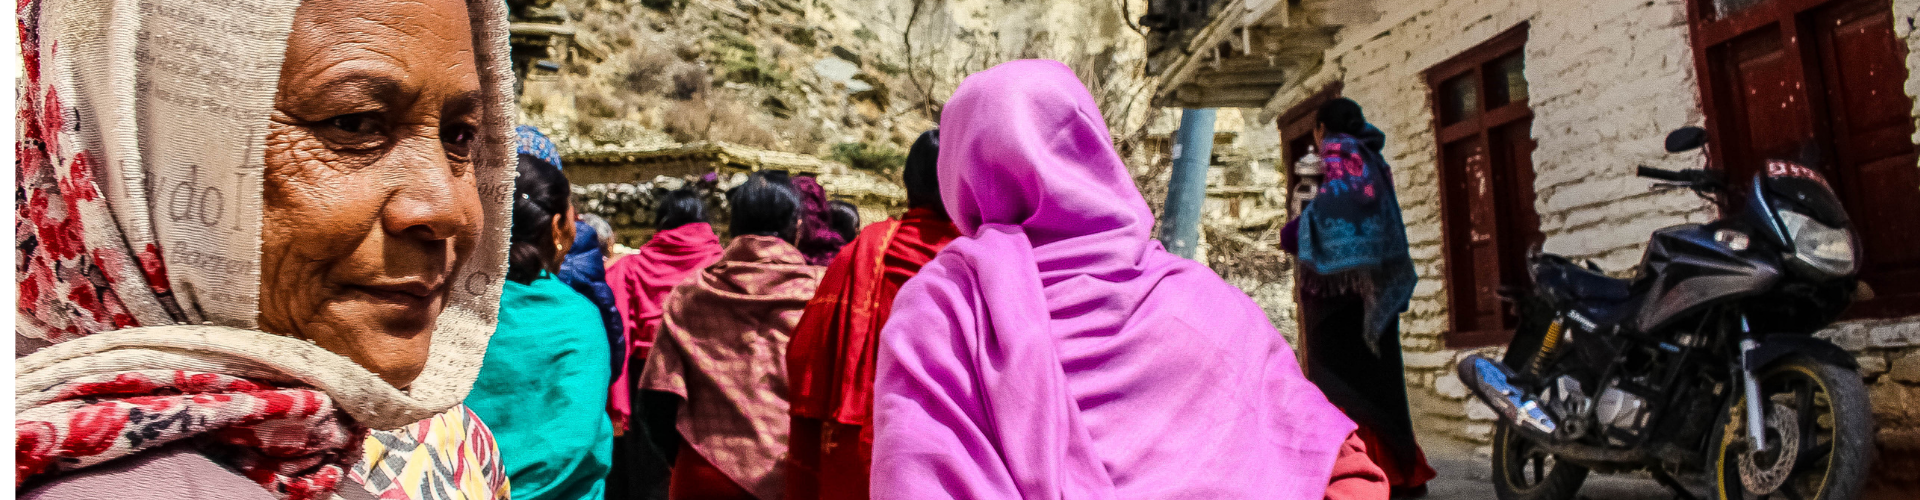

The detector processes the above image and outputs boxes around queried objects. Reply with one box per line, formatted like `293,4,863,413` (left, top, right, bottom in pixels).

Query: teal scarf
466,272,614,500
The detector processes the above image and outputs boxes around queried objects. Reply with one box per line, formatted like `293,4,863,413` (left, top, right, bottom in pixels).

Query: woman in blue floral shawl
1282,97,1435,496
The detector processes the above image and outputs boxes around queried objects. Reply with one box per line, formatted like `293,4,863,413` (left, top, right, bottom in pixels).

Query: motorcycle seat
1534,254,1634,303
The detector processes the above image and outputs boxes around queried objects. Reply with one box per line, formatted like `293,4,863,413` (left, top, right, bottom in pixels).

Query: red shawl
606,222,724,429
784,207,959,500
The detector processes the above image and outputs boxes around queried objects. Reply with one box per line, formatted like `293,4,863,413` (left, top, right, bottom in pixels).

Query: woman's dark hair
828,200,860,242
509,153,572,284
1315,97,1368,137
904,129,942,211
726,170,800,241
654,188,708,231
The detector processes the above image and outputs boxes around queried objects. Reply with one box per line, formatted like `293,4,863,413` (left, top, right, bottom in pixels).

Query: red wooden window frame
1686,0,1920,318
1427,24,1544,349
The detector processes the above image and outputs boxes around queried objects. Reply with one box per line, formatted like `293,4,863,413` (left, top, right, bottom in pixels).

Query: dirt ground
1410,390,1691,500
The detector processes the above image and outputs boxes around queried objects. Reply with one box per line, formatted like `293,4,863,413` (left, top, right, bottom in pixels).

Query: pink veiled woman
870,59,1387,500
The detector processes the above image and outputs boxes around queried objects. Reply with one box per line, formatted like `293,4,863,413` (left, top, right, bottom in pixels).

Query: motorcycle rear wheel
1711,354,1872,500
1491,423,1590,500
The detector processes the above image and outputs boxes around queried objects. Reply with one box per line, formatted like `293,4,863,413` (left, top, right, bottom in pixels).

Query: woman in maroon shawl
785,130,961,500
640,171,823,500
605,188,725,499
791,176,850,266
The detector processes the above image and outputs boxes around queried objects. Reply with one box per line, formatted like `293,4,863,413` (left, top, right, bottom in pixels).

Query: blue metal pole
1160,108,1216,259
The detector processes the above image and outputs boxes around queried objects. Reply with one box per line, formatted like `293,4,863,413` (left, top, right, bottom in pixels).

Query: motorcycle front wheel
1491,423,1590,500
1711,354,1872,500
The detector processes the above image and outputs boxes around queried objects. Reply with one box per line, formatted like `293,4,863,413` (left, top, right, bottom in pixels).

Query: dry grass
660,97,779,150
662,98,712,143
707,98,778,148
623,47,678,95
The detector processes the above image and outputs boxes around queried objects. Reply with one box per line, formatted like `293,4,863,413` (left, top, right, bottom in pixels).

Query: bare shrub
663,98,713,143
576,89,621,119
707,99,779,149
623,47,677,95
670,66,710,100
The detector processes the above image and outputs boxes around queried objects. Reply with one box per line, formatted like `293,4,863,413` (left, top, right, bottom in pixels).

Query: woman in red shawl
784,130,961,500
640,171,823,500
605,188,725,499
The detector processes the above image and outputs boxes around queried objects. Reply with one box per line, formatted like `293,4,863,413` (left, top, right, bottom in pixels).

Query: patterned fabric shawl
351,405,509,500
605,222,725,430
1295,127,1417,354
639,235,822,500
15,0,517,498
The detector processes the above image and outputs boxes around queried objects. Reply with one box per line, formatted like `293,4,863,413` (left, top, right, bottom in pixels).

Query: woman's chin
312,302,442,388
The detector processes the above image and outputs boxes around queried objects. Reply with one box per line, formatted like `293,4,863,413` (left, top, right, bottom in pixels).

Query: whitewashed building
1144,0,1920,495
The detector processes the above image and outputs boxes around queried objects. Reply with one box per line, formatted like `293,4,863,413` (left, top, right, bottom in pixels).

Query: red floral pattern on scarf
15,17,158,342
16,370,365,500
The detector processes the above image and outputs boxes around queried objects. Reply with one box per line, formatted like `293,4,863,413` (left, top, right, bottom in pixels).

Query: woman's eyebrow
308,72,406,103
442,90,483,118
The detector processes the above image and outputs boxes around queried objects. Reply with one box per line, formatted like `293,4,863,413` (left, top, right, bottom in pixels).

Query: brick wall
1268,0,1920,489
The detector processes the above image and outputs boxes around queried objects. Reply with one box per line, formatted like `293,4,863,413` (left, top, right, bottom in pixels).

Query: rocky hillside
517,0,1161,172
517,0,1298,332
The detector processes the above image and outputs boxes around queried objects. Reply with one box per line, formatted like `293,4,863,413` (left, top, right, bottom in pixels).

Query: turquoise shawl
466,273,614,500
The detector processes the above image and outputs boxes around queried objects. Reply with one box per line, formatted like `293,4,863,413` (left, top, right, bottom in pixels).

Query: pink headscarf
870,59,1356,499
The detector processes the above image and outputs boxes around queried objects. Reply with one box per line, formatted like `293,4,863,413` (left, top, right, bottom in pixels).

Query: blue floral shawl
1296,127,1417,354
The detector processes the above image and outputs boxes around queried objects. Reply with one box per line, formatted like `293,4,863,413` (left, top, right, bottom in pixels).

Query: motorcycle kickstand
1650,468,1703,500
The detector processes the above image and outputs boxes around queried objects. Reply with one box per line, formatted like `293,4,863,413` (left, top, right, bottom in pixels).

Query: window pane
1715,0,1771,18
1486,52,1527,108
1440,73,1480,125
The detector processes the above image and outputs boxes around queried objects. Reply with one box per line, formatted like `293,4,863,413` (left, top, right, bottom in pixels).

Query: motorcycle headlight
1776,210,1855,276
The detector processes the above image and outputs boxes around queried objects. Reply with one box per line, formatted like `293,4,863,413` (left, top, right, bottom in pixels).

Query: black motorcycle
1457,126,1873,500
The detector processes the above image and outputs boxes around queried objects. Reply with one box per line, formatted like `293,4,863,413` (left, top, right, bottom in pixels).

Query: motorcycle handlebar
1637,166,1689,181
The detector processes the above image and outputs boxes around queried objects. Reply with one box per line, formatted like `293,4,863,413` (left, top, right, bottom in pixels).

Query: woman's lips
347,280,443,309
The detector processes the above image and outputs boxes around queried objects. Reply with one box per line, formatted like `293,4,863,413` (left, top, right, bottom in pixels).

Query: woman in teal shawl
466,151,615,500
1282,98,1434,496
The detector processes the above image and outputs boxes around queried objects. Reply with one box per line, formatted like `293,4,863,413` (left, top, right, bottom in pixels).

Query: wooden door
1808,0,1920,315
1690,0,1920,317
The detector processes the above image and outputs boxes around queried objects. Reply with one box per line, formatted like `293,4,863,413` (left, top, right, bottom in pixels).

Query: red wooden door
1809,0,1920,315
1441,136,1507,335
1691,0,1920,317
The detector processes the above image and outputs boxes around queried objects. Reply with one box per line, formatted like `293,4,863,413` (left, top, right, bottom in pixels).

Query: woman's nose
382,140,479,242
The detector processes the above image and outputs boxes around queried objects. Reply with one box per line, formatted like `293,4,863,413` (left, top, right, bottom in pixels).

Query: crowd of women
17,0,1433,499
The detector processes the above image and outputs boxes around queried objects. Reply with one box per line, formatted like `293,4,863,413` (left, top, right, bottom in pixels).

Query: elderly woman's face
260,0,484,388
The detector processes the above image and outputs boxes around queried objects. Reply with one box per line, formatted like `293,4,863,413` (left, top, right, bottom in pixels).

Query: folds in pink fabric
607,222,724,429
871,59,1358,500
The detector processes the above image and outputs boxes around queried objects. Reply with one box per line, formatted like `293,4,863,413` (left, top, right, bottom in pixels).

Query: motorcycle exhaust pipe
1457,354,1559,438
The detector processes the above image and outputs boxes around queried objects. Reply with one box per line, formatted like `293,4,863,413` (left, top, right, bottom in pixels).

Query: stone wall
1865,2,1920,492
1276,0,1920,491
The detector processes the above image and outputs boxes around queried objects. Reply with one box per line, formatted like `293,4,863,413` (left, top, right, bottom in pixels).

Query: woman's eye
442,123,476,159
317,113,387,148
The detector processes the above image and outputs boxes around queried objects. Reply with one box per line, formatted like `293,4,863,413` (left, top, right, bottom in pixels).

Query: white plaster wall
1271,0,1920,484
1284,0,1715,444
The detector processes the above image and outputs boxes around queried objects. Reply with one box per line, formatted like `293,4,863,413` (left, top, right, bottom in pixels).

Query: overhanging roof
1143,0,1378,109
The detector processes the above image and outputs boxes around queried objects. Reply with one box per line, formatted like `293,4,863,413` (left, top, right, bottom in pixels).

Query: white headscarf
16,0,517,430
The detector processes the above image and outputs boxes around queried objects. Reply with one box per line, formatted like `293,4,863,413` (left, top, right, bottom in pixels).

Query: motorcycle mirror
1665,126,1708,153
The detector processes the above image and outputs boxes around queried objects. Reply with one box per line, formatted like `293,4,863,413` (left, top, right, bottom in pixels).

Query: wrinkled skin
259,0,484,388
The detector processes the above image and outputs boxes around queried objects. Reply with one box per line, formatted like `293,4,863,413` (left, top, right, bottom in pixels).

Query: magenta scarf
870,59,1356,499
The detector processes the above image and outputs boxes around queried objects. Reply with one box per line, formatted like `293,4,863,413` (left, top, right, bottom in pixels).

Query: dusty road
1411,390,1693,500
